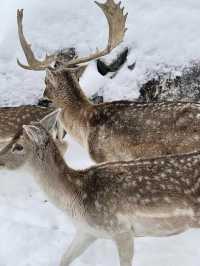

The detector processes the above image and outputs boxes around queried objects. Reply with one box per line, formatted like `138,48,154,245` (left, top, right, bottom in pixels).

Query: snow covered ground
1,0,200,105
1,0,200,265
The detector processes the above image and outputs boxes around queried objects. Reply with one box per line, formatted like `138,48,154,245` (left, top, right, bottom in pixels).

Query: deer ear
23,125,42,144
39,109,61,132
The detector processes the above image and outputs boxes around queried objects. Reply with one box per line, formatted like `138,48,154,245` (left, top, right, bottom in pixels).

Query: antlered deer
0,109,200,266
17,1,200,163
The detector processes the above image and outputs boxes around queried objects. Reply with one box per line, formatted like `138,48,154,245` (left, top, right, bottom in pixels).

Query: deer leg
114,232,134,266
60,231,97,266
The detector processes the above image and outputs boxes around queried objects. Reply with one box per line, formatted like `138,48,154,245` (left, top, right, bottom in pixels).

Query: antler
63,0,128,67
17,0,128,71
17,9,58,70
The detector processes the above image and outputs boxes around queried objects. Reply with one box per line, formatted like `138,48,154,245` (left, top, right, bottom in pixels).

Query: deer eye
12,144,24,153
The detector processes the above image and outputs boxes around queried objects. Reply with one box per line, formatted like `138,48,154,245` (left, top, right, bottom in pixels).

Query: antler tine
17,9,57,71
62,0,128,68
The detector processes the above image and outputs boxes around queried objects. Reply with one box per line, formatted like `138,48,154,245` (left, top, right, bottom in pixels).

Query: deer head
0,110,61,170
17,0,127,109
17,0,127,106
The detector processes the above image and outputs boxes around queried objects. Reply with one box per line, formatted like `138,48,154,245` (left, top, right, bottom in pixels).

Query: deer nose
0,161,5,167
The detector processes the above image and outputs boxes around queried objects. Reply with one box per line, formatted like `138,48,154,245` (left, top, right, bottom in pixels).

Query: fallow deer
0,109,200,266
17,1,200,163
0,105,67,154
0,45,84,152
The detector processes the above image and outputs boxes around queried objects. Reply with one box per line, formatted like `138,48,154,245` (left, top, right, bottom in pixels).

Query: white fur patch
135,208,194,219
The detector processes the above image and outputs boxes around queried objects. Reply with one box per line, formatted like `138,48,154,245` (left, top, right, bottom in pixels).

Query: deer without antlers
1,110,200,265
17,0,200,163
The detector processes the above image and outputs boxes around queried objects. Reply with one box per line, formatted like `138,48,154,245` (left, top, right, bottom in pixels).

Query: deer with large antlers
1,109,200,266
17,0,200,163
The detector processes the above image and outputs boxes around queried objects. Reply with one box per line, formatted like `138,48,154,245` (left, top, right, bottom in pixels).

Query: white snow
1,0,200,105
1,0,200,265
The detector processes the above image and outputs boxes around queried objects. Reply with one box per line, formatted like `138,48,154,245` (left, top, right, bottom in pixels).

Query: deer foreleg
114,231,134,266
60,231,96,266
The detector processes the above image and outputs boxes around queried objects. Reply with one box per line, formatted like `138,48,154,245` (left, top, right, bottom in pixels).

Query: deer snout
0,149,6,168
0,157,5,168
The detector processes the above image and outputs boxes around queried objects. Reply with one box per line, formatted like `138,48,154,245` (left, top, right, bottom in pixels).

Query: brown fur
0,105,54,142
45,70,200,163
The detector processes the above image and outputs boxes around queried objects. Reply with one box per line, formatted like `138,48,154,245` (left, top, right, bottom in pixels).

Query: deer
0,45,85,153
17,0,200,163
0,104,67,154
0,109,200,266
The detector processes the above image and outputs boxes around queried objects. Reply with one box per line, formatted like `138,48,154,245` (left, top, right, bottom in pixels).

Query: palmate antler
17,0,128,71
17,9,58,70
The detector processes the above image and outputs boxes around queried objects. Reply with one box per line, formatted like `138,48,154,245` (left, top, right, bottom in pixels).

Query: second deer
0,109,200,266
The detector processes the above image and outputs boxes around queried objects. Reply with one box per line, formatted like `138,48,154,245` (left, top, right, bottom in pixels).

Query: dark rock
128,61,136,71
138,62,200,103
38,98,53,107
97,47,129,76
90,93,104,104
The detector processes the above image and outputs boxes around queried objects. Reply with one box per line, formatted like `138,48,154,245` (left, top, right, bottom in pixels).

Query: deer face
0,130,32,170
0,110,60,171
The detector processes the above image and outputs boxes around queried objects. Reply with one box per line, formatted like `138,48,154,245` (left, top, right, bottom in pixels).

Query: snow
1,0,200,265
1,0,200,105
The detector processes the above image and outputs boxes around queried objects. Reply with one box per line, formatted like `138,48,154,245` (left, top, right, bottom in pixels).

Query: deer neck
53,71,91,109
55,72,92,146
28,140,84,217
